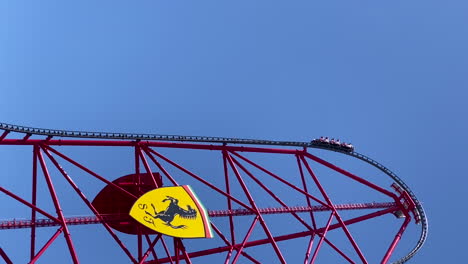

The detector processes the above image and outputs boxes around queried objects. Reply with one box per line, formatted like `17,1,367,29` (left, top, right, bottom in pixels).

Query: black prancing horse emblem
144,196,197,229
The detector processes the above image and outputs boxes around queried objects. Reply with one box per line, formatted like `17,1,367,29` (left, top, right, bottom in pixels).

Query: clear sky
0,0,467,263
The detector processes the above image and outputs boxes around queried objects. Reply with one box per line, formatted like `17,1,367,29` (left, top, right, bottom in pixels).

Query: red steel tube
30,145,38,261
229,153,313,231
300,156,368,264
226,153,286,264
37,148,79,264
231,216,259,263
44,146,137,199
231,151,331,209
303,152,398,200
0,131,9,142
323,237,356,264
381,217,411,264
152,206,398,263
42,147,138,264
310,212,335,263
137,147,159,188
0,186,60,223
146,148,254,212
29,228,63,263
223,152,236,246
139,234,161,264
142,146,179,186
0,247,13,264
297,155,318,230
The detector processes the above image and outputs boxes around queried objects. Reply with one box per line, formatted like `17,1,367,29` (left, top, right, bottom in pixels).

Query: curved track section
0,122,427,264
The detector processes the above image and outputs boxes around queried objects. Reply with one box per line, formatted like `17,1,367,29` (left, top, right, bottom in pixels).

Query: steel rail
0,122,427,264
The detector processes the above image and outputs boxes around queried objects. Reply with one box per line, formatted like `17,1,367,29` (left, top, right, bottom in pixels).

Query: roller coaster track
0,122,427,264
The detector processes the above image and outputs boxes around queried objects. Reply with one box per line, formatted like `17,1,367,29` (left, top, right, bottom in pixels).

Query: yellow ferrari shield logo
129,185,213,238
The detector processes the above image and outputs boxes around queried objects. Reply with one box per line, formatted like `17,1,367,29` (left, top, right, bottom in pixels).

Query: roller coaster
0,122,427,264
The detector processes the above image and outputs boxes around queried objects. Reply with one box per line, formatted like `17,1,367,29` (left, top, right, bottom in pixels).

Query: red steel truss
0,132,425,264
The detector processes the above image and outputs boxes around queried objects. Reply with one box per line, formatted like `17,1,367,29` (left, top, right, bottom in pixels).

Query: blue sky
1,0,467,263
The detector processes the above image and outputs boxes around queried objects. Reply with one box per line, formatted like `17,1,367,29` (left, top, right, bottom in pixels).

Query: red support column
146,148,253,211
36,148,80,264
222,149,236,250
309,213,334,263
142,146,178,186
225,153,286,264
41,147,138,264
303,152,397,199
140,234,162,264
296,154,318,229
174,238,179,264
300,155,368,263
176,239,192,264
137,146,159,188
160,237,174,264
381,217,411,264
229,153,312,231
30,145,38,261
44,146,137,199
231,152,331,208
135,145,143,262
303,236,314,264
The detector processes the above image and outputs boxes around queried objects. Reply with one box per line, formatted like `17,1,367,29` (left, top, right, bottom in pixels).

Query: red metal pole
37,148,79,264
41,147,138,264
231,151,331,208
207,221,237,263
0,186,61,223
304,236,315,264
22,133,32,140
152,207,399,263
44,146,137,199
176,239,192,264
146,148,254,211
174,238,179,264
303,152,398,199
231,216,258,263
225,153,286,264
223,150,236,248
297,154,318,264
296,154,317,229
137,146,159,188
30,145,38,261
211,223,231,245
229,153,313,231
309,212,334,263
300,156,368,264
160,237,174,264
135,146,143,262
0,139,302,155
381,217,411,264
323,237,355,264
29,228,63,263
0,130,9,142
142,146,178,186
0,247,13,264
140,234,162,264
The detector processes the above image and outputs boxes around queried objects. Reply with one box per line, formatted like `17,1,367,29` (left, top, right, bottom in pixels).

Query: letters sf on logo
129,185,213,239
